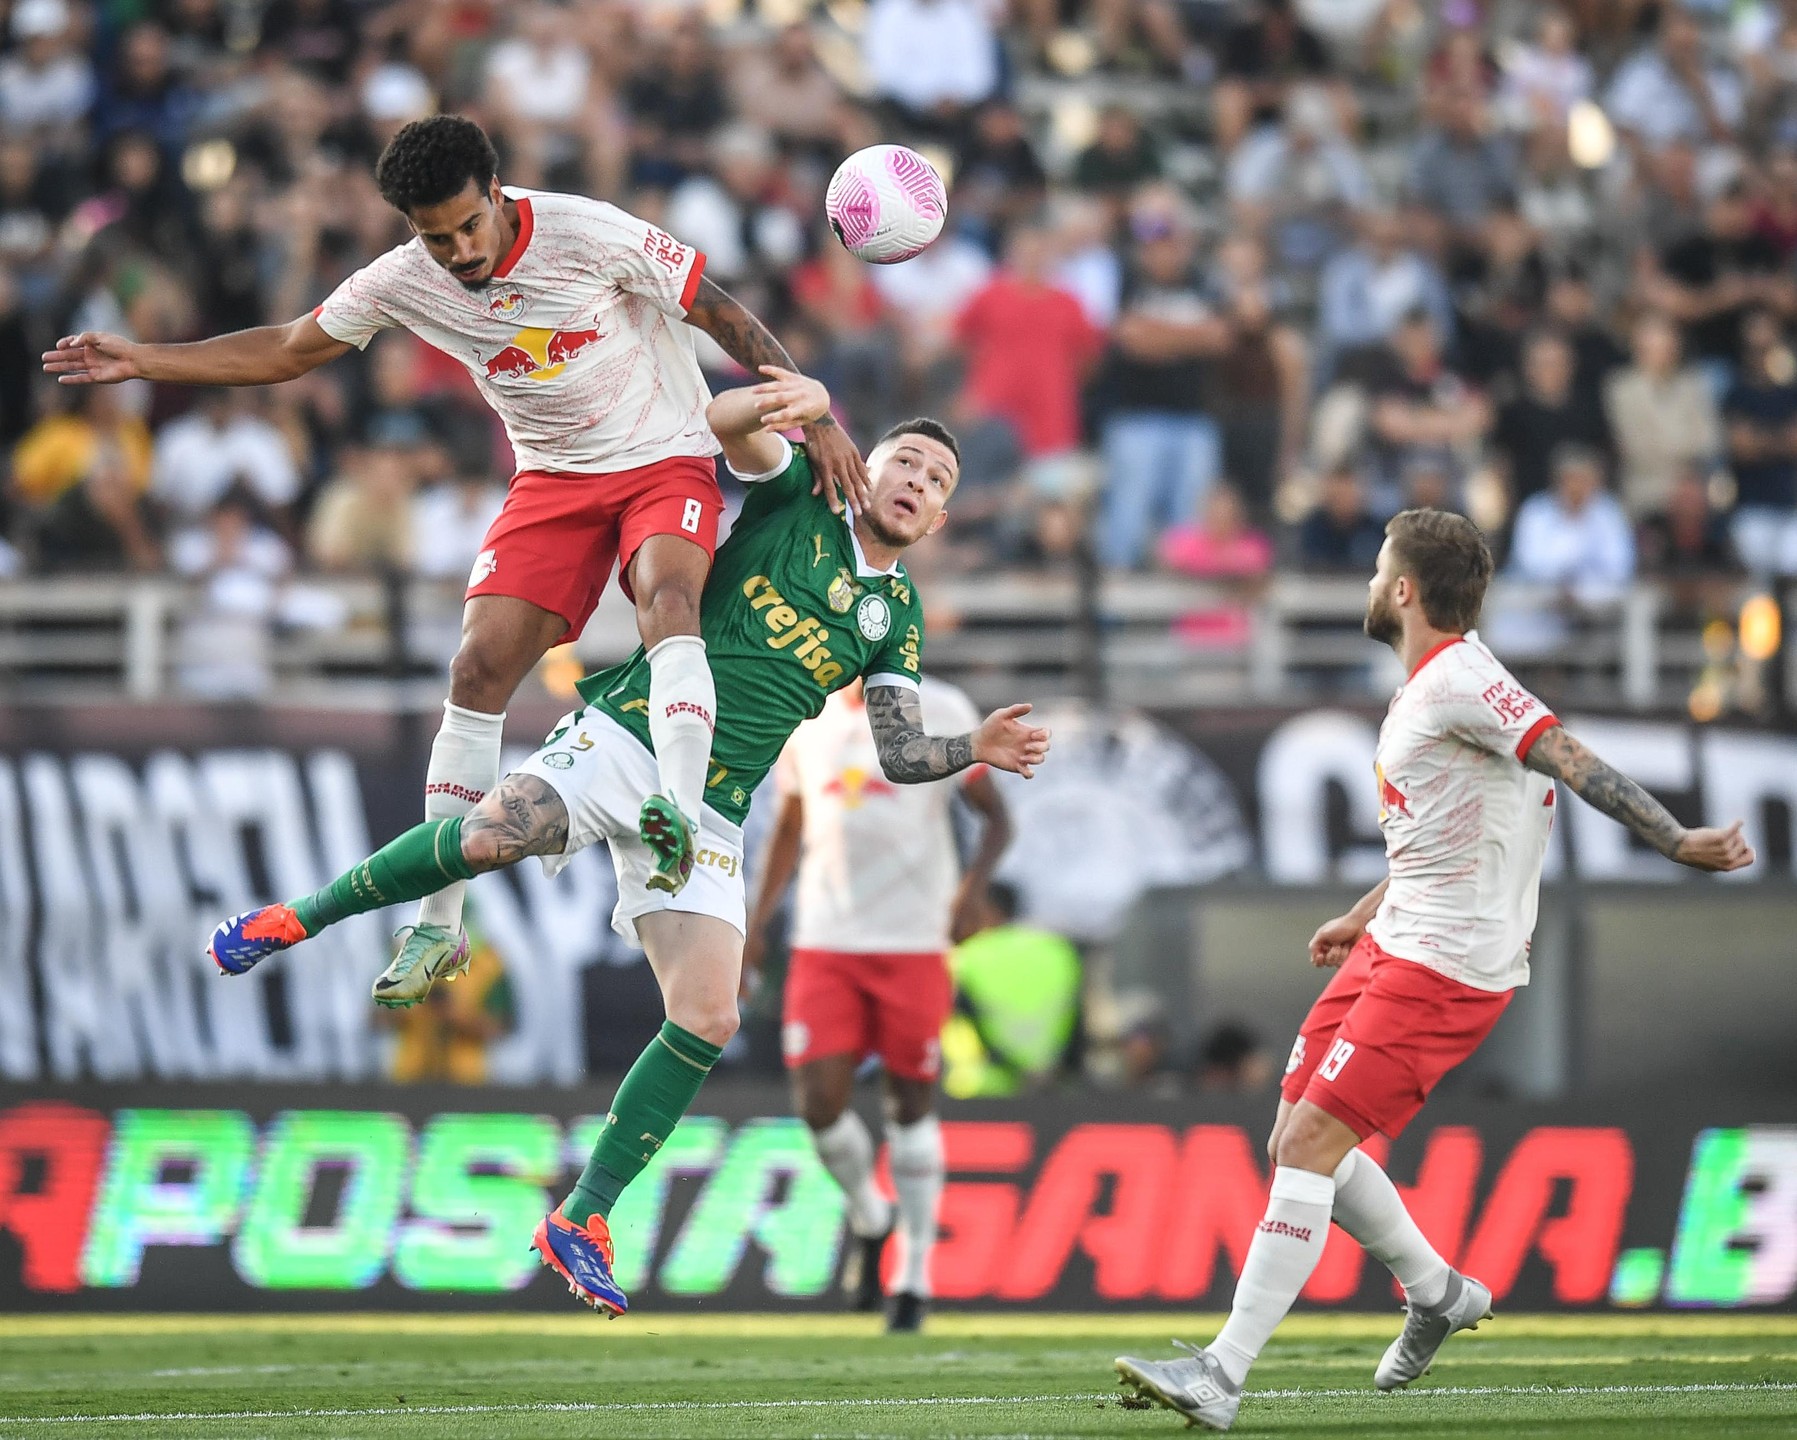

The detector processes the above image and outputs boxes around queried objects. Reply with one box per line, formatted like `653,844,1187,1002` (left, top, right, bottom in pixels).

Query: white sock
645,635,715,829
416,701,504,932
812,1111,891,1239
1211,1166,1336,1386
1331,1148,1450,1307
887,1115,944,1299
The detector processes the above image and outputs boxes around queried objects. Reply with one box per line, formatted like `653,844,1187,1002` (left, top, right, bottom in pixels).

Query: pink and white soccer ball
824,144,947,264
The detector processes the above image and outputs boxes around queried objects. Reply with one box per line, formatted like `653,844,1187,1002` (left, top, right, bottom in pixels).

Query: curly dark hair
374,115,498,214
877,416,960,464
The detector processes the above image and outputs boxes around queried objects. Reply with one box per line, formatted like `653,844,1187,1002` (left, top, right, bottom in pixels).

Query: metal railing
0,570,1783,714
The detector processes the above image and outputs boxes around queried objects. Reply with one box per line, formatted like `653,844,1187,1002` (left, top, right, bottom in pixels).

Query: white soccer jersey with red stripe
1365,633,1559,992
316,187,718,475
776,677,984,955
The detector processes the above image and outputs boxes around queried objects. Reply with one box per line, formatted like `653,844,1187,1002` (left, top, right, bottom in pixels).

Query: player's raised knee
635,583,702,646
448,643,517,714
456,818,510,872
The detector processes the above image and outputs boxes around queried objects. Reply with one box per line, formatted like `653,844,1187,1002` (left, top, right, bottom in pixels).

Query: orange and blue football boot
209,903,307,975
532,1205,629,1316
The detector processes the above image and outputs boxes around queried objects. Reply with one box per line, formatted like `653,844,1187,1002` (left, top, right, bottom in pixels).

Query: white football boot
1374,1269,1493,1390
1115,1340,1242,1431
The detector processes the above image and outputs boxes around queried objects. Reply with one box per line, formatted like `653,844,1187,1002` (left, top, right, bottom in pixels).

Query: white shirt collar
849,525,901,578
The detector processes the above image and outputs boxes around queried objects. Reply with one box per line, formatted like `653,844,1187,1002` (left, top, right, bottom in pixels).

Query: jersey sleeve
1442,656,1559,762
588,200,706,317
864,595,924,691
314,251,403,350
732,439,817,522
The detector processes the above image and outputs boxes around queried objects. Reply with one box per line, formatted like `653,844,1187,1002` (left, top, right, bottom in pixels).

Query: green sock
290,817,476,935
564,1021,722,1224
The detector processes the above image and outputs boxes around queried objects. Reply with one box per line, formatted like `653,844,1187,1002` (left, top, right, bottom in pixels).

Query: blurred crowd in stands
1,0,1793,657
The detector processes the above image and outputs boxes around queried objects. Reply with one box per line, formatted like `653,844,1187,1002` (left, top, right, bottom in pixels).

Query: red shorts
467,455,723,638
782,949,954,1083
1279,934,1513,1140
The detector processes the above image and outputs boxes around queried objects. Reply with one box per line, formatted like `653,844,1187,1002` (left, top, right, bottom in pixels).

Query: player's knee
797,1091,844,1132
886,1084,935,1127
635,583,701,646
671,1000,738,1049
448,643,515,713
1272,1113,1333,1171
456,818,508,873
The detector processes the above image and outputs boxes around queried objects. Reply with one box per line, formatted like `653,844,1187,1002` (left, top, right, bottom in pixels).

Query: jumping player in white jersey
1117,508,1755,1431
744,676,1012,1331
43,115,867,1006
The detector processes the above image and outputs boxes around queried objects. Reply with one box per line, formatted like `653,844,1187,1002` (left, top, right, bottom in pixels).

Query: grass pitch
0,1313,1793,1438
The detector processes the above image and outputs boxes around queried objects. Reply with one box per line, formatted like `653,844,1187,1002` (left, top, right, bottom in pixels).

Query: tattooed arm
683,274,870,512
1524,725,1754,872
459,774,571,871
865,685,1052,784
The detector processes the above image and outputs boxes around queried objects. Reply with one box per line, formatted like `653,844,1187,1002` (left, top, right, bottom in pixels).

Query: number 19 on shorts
1319,1038,1355,1081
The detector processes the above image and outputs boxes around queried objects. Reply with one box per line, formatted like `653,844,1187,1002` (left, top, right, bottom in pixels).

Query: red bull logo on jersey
487,290,526,320
823,766,897,810
480,326,602,383
1376,762,1411,821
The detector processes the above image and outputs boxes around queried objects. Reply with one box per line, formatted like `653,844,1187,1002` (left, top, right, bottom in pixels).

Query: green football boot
371,923,472,1008
638,794,696,895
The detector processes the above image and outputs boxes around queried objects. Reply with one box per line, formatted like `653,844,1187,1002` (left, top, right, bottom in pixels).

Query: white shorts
510,707,746,947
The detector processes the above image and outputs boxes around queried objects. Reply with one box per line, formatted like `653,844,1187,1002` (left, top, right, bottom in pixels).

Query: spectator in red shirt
954,224,1105,465
790,241,897,434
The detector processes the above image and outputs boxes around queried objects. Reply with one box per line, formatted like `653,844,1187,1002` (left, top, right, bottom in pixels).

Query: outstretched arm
1524,725,1755,872
706,366,830,477
683,274,869,513
865,684,1051,784
43,313,352,387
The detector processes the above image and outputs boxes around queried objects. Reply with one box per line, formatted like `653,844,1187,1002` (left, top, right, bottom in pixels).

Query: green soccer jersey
575,441,926,825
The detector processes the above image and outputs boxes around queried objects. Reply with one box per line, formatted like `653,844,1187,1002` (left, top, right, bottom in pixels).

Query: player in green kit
205,368,1052,1314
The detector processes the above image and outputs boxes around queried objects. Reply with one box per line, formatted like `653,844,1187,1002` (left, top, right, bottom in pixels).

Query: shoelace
1172,1340,1205,1359
387,930,429,976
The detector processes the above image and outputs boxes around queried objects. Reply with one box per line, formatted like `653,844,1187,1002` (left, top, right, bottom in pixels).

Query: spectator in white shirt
863,0,999,130
1228,84,1370,273
409,465,506,582
1499,8,1593,131
1605,8,1745,151
1316,208,1453,381
0,0,95,139
482,2,618,190
1491,444,1636,656
150,390,301,539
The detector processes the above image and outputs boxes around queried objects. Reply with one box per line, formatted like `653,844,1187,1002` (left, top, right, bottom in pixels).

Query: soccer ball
824,145,947,264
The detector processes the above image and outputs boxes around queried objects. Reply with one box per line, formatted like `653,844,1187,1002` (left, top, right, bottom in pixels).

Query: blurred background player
744,673,1012,1332
41,114,866,1007
1116,508,1755,1432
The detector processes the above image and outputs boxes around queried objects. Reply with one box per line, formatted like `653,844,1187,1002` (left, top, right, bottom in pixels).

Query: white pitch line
2,1380,1796,1426
1250,1381,1797,1399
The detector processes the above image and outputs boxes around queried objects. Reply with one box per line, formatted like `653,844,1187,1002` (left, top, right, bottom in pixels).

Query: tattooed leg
461,773,572,869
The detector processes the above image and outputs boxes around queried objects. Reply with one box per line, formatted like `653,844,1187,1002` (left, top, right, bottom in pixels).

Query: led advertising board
1,1087,1792,1312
